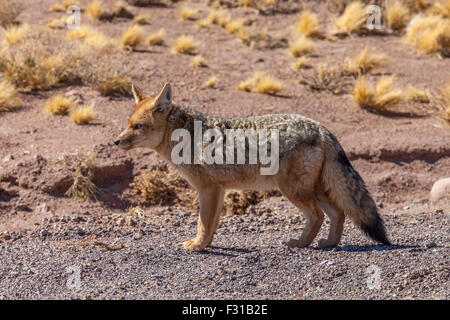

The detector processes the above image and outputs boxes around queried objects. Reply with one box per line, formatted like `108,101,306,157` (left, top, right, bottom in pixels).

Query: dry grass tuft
69,105,96,125
196,19,211,28
86,0,103,20
287,35,314,57
291,56,310,71
235,27,252,45
96,74,131,97
299,63,352,95
405,85,430,103
171,35,199,54
63,152,98,201
344,45,388,75
386,0,411,31
0,79,20,112
0,0,23,27
67,25,115,51
223,191,263,216
352,75,404,112
428,0,450,17
130,165,183,206
179,7,199,20
226,19,245,34
49,3,65,12
44,94,73,115
120,25,144,50
46,16,67,29
335,1,368,33
191,55,208,67
297,10,319,37
132,14,149,25
2,24,31,46
147,28,164,45
202,76,218,89
436,83,450,124
237,72,284,95
405,14,450,55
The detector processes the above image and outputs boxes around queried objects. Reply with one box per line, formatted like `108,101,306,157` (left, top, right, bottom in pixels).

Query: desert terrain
0,0,449,299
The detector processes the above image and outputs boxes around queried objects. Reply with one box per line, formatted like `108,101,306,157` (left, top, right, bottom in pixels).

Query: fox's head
114,82,173,150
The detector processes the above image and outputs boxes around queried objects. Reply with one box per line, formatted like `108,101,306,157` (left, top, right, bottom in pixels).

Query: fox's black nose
114,140,120,146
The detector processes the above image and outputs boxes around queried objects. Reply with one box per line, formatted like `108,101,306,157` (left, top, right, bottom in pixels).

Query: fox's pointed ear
131,83,149,103
153,83,172,114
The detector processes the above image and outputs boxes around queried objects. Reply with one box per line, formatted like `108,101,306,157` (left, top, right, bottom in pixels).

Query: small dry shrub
96,74,132,97
344,45,388,75
202,76,218,88
237,72,284,95
223,191,263,216
405,14,450,56
405,85,430,103
299,63,353,95
133,14,149,25
191,55,208,67
120,25,144,49
130,165,186,206
69,105,96,124
291,56,310,71
287,35,314,57
147,28,164,45
297,9,319,37
63,152,98,201
436,83,450,124
335,1,368,33
171,35,199,54
352,75,404,112
179,7,199,20
0,79,20,111
386,0,411,31
44,94,73,115
0,0,23,27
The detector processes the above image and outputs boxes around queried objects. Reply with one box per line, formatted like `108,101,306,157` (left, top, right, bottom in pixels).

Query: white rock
430,178,450,203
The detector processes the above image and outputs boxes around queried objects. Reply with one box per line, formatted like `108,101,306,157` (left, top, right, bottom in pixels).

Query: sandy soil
0,0,449,300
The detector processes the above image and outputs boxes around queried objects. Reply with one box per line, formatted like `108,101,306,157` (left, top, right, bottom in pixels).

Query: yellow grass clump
386,0,411,31
86,0,102,20
335,1,368,33
405,85,430,103
67,25,115,50
237,72,284,95
171,35,198,54
120,25,144,49
345,45,388,75
196,19,211,28
0,79,20,112
437,83,450,123
226,19,245,34
290,56,309,71
405,14,450,55
46,16,67,29
0,0,22,27
63,152,98,201
235,28,252,45
428,0,450,17
69,106,96,125
133,14,149,25
191,55,208,67
287,35,314,57
62,0,77,9
3,24,31,45
352,76,404,112
147,29,164,45
44,94,73,115
49,3,64,12
202,76,218,89
179,7,198,21
297,10,319,37
96,74,131,97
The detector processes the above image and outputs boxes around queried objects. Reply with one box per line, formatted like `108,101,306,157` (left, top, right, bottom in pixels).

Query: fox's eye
133,123,143,130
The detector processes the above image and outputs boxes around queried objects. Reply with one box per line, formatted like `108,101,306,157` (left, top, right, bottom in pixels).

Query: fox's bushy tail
321,133,390,245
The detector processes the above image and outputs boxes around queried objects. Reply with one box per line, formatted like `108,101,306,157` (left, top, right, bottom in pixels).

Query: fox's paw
287,239,307,248
318,238,338,248
181,239,207,251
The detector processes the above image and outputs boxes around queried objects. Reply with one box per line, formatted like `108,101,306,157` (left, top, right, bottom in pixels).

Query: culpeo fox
115,82,390,251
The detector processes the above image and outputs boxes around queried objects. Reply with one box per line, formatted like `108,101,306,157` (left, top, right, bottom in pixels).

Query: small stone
426,242,437,248
430,177,450,203
40,229,49,237
74,227,85,236
2,154,14,162
173,221,180,227
178,212,188,218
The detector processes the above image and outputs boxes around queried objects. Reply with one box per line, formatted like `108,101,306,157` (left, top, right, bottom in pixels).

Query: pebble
39,229,49,237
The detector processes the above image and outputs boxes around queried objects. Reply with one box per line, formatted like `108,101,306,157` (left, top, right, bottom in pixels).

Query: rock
2,154,14,162
40,229,49,237
74,227,85,236
430,178,450,203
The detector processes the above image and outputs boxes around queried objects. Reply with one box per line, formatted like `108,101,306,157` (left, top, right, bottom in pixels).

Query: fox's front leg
182,186,224,251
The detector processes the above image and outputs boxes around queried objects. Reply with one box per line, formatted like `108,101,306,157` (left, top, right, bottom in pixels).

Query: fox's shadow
315,244,421,252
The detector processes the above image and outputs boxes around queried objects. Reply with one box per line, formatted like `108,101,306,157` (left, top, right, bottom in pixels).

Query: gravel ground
0,208,448,300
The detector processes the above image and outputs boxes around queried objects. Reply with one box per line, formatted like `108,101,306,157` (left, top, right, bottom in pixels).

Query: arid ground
0,0,449,299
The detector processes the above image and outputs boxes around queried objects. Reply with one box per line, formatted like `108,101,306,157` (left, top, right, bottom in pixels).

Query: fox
114,82,390,251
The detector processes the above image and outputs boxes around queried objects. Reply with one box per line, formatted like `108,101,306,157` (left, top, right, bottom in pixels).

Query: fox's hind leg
182,186,224,251
317,199,345,247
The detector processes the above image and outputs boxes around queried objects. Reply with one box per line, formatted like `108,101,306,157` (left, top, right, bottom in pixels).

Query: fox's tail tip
360,217,391,245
